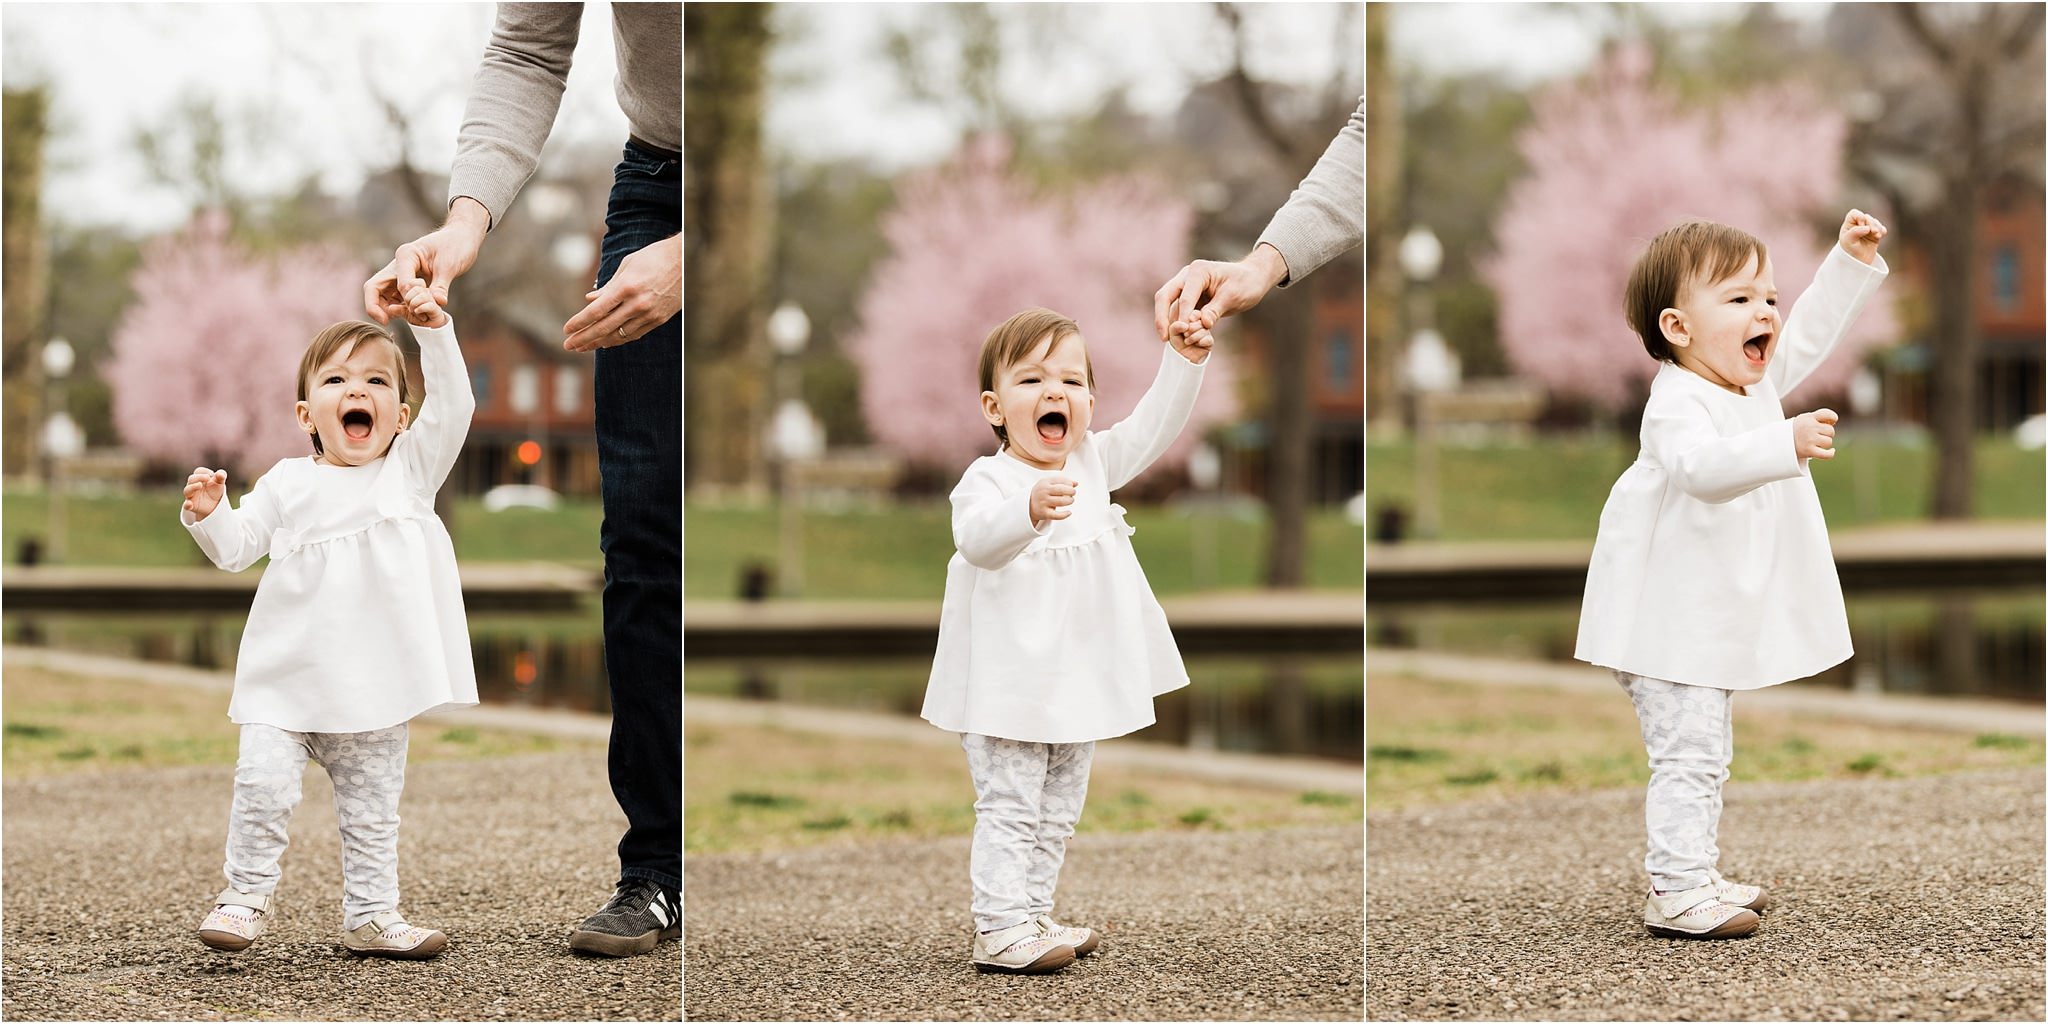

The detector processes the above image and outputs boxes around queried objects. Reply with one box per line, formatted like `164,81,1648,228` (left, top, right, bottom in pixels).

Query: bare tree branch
1893,4,1958,67
1999,2,2046,60
1214,2,1311,168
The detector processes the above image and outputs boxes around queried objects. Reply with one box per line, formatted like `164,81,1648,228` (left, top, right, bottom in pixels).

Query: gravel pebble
1367,768,2045,1021
686,825,1363,1020
3,753,680,1020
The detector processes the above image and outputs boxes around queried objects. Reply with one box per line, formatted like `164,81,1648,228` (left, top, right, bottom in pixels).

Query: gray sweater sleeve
1253,97,1365,287
446,3,584,229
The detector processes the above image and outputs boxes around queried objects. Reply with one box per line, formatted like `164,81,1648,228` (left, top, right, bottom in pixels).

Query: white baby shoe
1034,913,1100,956
971,919,1075,974
1709,867,1768,912
197,888,272,952
1644,883,1760,939
341,910,447,960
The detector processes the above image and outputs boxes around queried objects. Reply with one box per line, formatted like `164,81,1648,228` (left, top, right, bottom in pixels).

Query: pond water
686,655,1364,762
4,611,613,714
3,612,1368,762
1369,588,2044,702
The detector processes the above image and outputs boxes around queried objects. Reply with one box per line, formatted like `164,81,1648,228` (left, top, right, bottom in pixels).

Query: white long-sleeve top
1576,245,1888,690
922,343,1208,743
183,320,478,733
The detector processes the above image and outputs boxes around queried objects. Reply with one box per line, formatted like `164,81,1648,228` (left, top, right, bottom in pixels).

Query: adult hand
563,235,681,353
1152,243,1290,341
363,198,491,326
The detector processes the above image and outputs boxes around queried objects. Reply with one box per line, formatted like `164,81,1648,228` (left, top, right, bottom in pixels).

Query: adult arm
446,2,583,230
391,320,477,498
1252,95,1365,289
1643,393,1803,505
1153,96,1364,337
363,4,581,324
183,465,286,573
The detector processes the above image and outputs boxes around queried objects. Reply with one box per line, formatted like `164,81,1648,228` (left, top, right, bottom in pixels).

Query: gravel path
685,825,1363,1021
1367,767,2045,1021
2,752,679,1021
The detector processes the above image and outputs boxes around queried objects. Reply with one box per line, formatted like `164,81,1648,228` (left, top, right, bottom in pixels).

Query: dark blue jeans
592,140,680,890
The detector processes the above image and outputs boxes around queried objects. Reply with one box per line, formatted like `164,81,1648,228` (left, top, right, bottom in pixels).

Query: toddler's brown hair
1624,220,1769,362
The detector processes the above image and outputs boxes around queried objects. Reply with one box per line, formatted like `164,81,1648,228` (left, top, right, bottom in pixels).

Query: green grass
684,501,1364,600
2,489,604,568
1366,671,2046,810
1364,436,2045,540
686,720,1362,854
2,667,600,778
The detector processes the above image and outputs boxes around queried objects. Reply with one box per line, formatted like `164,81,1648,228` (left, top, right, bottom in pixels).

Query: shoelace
600,881,663,916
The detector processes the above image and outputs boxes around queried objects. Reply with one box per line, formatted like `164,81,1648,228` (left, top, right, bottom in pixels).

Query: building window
1992,246,2021,312
471,366,490,410
555,366,581,416
1325,329,1355,392
510,365,540,415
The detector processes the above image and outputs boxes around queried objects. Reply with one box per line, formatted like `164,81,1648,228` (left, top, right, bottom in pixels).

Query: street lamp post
1187,440,1221,590
766,303,819,599
42,338,82,563
1398,226,1458,540
1850,366,1883,523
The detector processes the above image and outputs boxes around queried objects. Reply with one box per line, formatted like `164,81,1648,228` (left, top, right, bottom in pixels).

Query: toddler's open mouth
342,409,374,441
1036,411,1067,445
1743,329,1773,364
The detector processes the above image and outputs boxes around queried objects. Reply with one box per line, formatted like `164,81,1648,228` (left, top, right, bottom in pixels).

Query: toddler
921,306,1216,973
1577,210,1888,939
181,283,475,958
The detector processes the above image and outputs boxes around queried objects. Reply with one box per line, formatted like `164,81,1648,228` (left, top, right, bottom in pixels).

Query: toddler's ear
1657,308,1691,349
980,390,1003,427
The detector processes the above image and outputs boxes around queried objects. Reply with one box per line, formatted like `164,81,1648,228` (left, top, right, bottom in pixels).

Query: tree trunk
1927,184,1980,519
683,5,773,493
2,88,49,479
1262,286,1311,588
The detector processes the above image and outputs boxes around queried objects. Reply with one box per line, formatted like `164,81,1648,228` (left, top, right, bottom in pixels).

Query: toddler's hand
183,467,227,520
1839,209,1886,265
1168,308,1216,364
1029,476,1078,527
1792,408,1838,462
401,284,449,328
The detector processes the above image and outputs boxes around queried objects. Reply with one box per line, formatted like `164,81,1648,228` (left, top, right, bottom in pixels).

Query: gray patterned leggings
961,733,1095,933
223,723,409,931
1617,672,1733,892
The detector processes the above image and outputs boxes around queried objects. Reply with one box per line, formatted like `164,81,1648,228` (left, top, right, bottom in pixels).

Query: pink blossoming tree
106,210,365,482
847,136,1237,478
1483,42,1899,412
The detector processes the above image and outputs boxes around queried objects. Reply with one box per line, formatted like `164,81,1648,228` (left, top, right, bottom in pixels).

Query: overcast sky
2,2,1360,233
764,3,1361,171
1387,2,1832,86
1,2,628,233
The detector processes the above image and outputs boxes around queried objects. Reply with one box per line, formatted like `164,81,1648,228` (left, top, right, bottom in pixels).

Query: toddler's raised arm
392,318,477,498
1094,343,1208,491
1767,244,1887,396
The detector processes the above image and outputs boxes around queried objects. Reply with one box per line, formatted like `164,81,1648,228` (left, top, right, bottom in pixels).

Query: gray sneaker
570,879,679,957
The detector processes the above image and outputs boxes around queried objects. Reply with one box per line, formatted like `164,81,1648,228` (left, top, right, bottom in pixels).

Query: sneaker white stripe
650,901,671,928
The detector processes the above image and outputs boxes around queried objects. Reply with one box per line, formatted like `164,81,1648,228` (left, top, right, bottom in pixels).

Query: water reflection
4,613,611,713
1368,588,2044,702
694,655,1363,762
